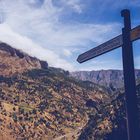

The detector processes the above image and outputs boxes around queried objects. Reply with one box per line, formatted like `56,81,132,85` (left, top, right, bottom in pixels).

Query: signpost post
121,9,139,140
77,9,140,140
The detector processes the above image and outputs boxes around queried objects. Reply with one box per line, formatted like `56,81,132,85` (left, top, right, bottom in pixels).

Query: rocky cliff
71,70,140,92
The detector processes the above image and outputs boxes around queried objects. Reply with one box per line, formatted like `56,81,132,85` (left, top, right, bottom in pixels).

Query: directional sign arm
131,25,140,41
77,25,140,63
77,35,122,63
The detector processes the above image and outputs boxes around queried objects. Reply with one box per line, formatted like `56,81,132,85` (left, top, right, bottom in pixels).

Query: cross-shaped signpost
77,9,140,140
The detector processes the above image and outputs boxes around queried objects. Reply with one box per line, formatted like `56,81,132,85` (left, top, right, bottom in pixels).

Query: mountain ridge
71,70,140,92
0,42,48,76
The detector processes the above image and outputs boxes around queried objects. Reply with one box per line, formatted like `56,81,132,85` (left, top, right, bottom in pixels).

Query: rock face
0,42,48,76
71,70,140,92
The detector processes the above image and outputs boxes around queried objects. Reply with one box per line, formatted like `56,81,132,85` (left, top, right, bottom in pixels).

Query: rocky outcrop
0,42,48,76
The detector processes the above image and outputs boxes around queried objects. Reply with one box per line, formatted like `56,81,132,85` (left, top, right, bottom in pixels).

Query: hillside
0,68,112,140
0,42,111,140
78,81,140,140
71,70,140,92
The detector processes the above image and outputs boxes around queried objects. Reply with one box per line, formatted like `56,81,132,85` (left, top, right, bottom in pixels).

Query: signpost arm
121,9,140,140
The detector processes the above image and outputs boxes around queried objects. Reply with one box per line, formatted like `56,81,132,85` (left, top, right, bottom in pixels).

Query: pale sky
0,0,140,71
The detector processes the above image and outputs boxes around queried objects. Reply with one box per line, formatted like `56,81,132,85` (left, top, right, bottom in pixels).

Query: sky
0,0,140,71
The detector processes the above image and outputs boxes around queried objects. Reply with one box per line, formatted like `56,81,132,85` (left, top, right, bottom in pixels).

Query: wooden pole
121,9,140,140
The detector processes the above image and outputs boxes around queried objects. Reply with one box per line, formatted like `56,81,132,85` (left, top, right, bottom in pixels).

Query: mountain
0,42,111,140
0,42,48,76
0,41,139,140
71,70,140,92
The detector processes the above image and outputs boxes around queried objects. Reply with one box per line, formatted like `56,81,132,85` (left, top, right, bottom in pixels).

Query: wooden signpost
77,9,140,140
